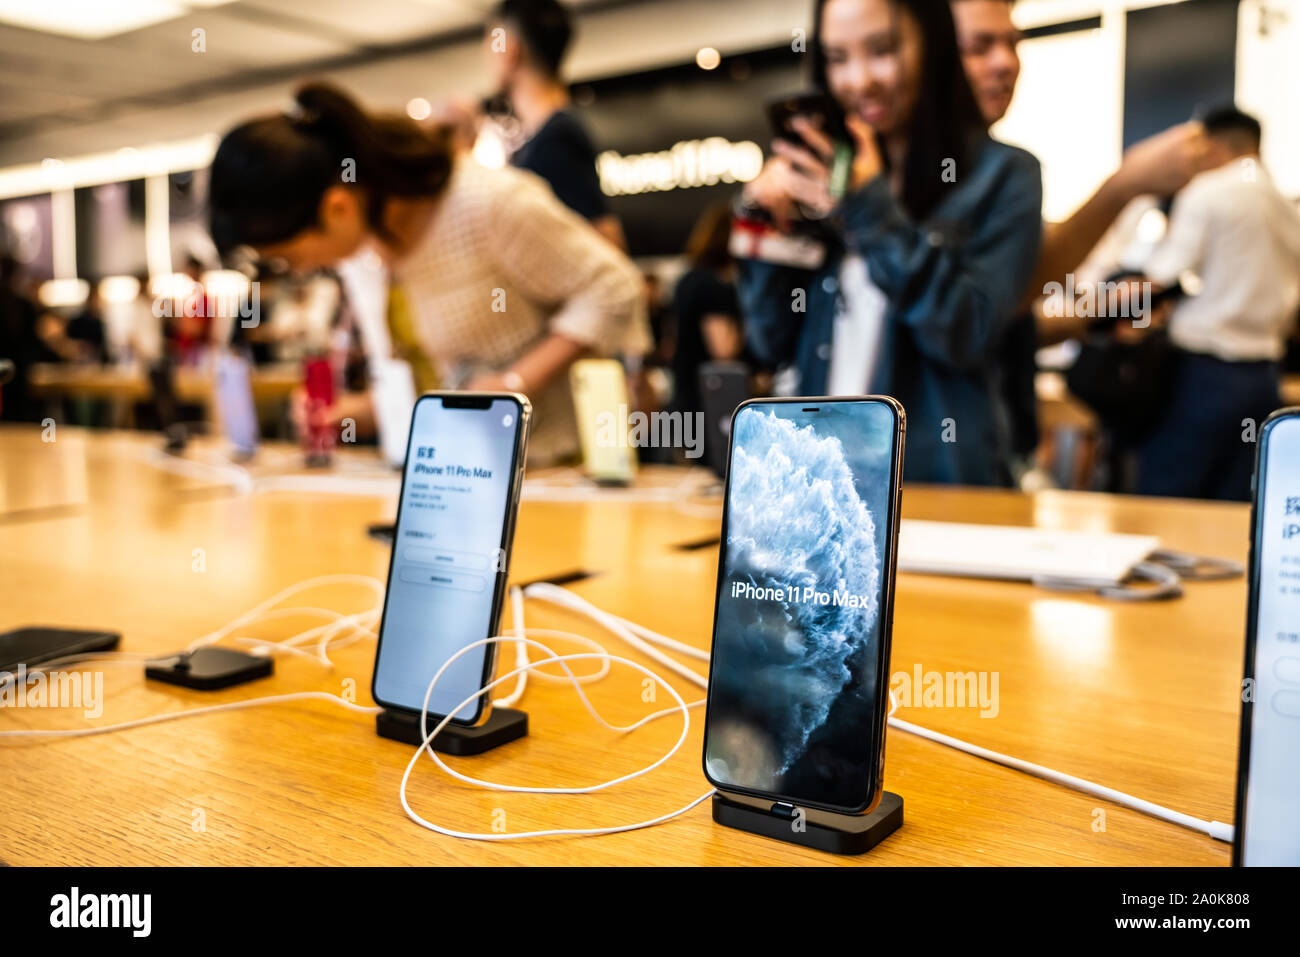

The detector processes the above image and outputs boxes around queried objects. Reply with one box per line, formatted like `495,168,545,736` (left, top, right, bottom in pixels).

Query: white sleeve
1143,185,1210,286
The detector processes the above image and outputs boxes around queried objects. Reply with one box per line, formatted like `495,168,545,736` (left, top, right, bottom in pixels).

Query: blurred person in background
949,0,1213,480
950,0,1212,336
163,256,216,366
0,253,42,421
641,271,671,369
670,202,746,448
235,270,282,365
35,283,106,365
208,81,646,465
64,284,108,363
1286,305,1300,374
126,271,164,365
949,0,1037,476
484,0,626,249
736,0,1042,485
948,0,1019,126
1132,106,1300,501
260,274,339,361
425,95,482,155
22,282,110,427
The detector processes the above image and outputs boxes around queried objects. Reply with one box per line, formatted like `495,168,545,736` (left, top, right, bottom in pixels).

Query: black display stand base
145,647,273,691
375,706,528,756
712,790,903,855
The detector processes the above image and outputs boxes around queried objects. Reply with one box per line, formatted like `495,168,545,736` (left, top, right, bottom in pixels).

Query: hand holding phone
1092,271,1184,338
757,92,877,223
766,93,850,152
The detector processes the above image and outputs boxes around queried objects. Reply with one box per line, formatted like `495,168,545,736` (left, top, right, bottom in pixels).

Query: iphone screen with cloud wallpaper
703,397,904,813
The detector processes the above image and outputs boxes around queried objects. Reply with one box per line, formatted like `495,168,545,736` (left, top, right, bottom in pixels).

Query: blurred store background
0,0,1296,486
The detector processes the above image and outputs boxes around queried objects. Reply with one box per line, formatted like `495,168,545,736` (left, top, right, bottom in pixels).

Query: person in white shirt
1136,106,1300,500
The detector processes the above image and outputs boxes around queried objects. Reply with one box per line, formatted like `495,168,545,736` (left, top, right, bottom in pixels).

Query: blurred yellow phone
570,358,637,486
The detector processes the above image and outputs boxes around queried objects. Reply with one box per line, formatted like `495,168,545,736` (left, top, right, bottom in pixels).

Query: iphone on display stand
1233,407,1300,866
371,392,531,732
702,396,906,850
698,360,751,480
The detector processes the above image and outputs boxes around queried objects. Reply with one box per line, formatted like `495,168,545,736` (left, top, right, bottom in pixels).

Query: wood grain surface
0,424,1248,865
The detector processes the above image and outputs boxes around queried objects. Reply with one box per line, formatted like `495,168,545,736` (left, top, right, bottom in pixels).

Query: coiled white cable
0,574,1233,844
523,582,709,689
399,634,713,840
0,654,153,695
488,587,617,708
0,575,385,726
489,626,612,708
186,573,386,668
491,586,530,709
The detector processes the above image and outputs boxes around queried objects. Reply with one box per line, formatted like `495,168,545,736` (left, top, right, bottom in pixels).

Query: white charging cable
490,636,613,709
490,586,617,708
523,582,709,690
491,587,1234,843
887,713,1234,842
0,654,153,696
405,589,1235,844
492,586,530,708
185,573,385,668
0,574,1234,845
0,576,715,840
883,689,1233,842
399,635,714,840
0,575,389,740
1,576,385,699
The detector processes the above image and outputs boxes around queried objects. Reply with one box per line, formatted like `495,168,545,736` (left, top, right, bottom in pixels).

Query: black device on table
0,627,120,674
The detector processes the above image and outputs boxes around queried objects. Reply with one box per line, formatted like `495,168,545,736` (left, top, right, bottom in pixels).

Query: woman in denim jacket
736,0,1042,485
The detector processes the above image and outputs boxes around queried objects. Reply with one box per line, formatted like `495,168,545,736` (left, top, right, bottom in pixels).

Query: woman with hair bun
209,81,647,463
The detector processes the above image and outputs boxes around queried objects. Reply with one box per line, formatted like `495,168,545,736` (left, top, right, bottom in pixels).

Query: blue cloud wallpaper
705,401,896,809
